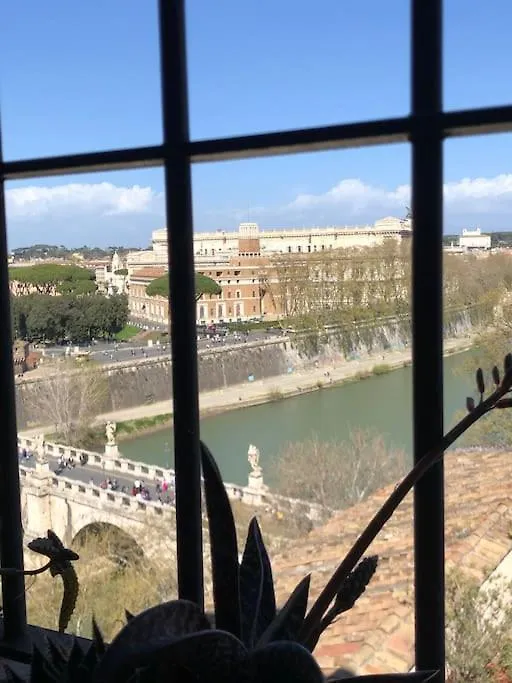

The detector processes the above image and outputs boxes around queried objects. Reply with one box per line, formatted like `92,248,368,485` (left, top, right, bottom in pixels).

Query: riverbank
20,334,474,438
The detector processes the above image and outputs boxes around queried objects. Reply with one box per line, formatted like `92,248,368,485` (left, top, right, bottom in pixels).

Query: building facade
126,216,412,273
458,228,491,251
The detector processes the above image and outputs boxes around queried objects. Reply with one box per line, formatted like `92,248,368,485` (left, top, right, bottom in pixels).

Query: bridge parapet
18,438,328,523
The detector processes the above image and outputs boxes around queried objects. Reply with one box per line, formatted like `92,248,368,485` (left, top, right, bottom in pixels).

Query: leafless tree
24,364,108,444
273,429,408,510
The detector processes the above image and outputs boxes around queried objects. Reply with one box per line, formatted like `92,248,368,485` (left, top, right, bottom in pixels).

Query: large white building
458,228,491,251
126,217,412,273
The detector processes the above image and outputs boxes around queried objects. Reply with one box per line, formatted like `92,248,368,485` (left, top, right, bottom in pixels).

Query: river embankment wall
15,305,487,429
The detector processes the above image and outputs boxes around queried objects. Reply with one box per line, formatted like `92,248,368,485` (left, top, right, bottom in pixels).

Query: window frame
0,1,511,678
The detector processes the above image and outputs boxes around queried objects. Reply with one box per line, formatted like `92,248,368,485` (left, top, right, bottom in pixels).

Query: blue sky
1,0,512,248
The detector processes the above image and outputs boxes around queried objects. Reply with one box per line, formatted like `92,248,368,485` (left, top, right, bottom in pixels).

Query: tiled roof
130,268,167,280
271,450,512,677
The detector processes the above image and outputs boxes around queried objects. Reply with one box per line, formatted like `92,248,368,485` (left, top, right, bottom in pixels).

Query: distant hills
10,244,143,262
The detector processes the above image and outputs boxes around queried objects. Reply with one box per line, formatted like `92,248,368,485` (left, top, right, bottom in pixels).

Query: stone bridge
20,462,177,562
18,440,326,564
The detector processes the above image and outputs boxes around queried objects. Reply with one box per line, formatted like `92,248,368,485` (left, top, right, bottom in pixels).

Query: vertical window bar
411,1,445,680
157,0,203,606
0,121,27,639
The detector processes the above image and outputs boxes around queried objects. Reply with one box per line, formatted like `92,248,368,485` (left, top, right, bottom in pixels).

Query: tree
146,272,221,301
446,569,512,682
9,264,96,296
24,364,108,445
272,429,408,509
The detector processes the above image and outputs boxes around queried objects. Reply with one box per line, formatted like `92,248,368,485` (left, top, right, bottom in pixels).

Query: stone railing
20,465,175,522
18,436,173,482
18,437,328,523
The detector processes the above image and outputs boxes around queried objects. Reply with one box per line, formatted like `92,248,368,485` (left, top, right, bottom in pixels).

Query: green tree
9,264,96,295
146,272,221,301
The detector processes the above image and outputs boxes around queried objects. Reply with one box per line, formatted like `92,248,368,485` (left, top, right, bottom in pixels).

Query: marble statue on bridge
104,421,119,458
247,444,265,491
105,421,117,446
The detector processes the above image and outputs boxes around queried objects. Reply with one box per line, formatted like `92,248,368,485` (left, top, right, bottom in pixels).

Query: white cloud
5,173,512,248
6,182,163,219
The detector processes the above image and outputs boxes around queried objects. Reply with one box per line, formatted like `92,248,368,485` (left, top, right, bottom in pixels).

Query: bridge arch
72,522,144,566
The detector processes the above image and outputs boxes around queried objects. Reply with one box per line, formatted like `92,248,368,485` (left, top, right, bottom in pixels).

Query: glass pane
443,134,512,680
445,0,512,111
186,0,410,140
0,1,162,160
7,168,179,637
191,145,415,676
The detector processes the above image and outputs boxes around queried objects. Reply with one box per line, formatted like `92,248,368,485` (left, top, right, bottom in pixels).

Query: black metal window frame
0,1,511,677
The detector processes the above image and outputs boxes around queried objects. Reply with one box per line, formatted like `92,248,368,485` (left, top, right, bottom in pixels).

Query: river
119,351,477,486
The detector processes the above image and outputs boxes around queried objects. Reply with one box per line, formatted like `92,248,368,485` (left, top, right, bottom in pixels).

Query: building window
236,290,241,298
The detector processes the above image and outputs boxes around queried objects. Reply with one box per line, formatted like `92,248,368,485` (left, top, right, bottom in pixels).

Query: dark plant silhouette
5,357,512,681
0,530,79,634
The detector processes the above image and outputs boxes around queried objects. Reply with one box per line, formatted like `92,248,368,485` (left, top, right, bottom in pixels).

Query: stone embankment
16,306,484,429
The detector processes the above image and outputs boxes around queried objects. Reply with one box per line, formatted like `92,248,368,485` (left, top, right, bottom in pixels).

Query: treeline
10,244,139,262
11,294,129,343
269,242,512,328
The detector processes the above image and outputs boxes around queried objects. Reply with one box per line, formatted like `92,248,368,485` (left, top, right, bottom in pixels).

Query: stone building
127,257,282,326
125,217,412,273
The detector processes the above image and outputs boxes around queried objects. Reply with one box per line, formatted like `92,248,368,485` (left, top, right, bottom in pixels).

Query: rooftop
271,450,512,676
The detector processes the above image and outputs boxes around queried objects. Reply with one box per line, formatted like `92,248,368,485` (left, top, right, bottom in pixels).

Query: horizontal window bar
2,105,512,181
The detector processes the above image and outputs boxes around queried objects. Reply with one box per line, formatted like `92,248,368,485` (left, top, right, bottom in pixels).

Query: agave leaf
91,600,211,682
3,666,25,683
92,618,106,655
75,641,103,683
93,629,246,683
200,440,241,637
31,643,59,682
329,672,437,682
240,517,277,647
65,639,87,677
257,574,311,647
46,637,67,671
241,640,324,683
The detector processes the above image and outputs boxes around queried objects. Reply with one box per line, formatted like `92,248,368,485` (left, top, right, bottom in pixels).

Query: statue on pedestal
34,434,46,464
248,444,262,476
105,421,117,446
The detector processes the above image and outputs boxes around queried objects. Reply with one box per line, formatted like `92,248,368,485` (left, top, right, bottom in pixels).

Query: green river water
120,351,476,486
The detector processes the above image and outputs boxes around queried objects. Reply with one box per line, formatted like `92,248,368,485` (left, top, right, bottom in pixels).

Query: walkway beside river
20,335,474,437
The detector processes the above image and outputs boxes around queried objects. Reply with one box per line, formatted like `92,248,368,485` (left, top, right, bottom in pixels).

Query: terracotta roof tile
271,449,512,676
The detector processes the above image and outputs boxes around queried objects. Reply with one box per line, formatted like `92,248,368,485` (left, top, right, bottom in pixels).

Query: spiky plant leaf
93,629,246,683
257,574,311,646
92,600,211,683
92,618,106,655
466,396,475,412
241,640,323,683
240,517,276,647
3,666,25,682
31,643,59,682
200,440,241,637
476,367,485,395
